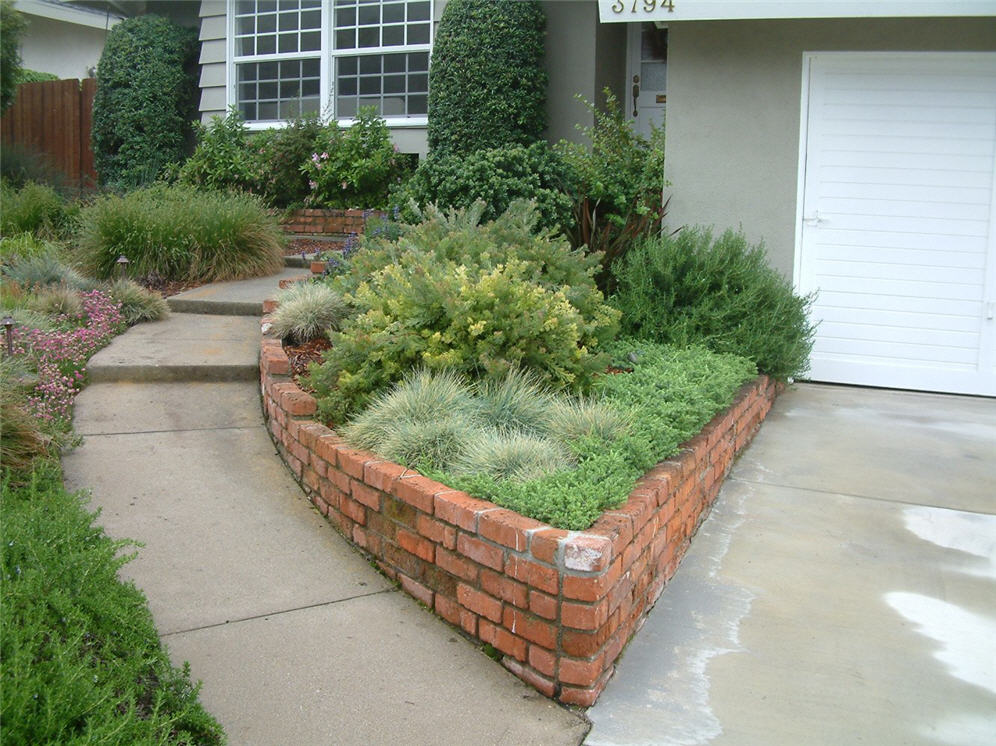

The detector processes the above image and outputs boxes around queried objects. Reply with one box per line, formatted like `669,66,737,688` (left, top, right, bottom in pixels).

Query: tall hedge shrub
427,0,547,156
91,15,197,187
0,0,27,114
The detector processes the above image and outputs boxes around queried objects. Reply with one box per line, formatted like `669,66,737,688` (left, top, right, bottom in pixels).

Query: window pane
240,82,256,99
335,6,355,26
237,1,255,14
258,13,276,32
280,80,301,99
408,94,427,114
257,34,276,54
383,3,404,23
358,26,379,47
382,25,403,46
336,28,355,49
359,76,381,95
406,23,429,45
301,9,321,29
258,0,276,12
301,30,320,51
408,52,428,71
408,72,427,92
259,61,279,79
259,81,278,100
238,36,256,55
240,102,257,120
238,65,258,83
383,74,404,94
337,97,357,117
407,1,429,21
302,78,320,97
359,55,380,74
277,11,299,32
302,58,320,77
338,77,357,95
278,33,298,53
238,16,255,35
383,54,405,73
338,56,357,75
383,96,404,115
259,101,279,120
300,96,320,115
359,95,380,110
279,59,298,78
358,4,379,24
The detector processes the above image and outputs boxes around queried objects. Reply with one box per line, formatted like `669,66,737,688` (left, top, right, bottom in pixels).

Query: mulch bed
287,238,341,257
283,337,331,391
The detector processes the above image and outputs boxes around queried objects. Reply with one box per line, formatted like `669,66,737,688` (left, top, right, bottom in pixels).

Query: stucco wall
19,15,108,79
664,16,996,280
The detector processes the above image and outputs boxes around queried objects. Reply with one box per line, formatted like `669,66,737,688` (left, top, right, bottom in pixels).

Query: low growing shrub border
259,327,779,705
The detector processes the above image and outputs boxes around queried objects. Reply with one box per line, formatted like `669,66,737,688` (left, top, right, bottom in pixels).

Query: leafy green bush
302,109,405,209
612,227,815,380
308,202,619,422
269,281,350,344
16,69,59,84
557,91,668,291
76,183,285,282
91,15,197,187
104,279,169,325
178,109,257,194
427,0,547,156
0,0,26,114
251,114,324,207
0,182,74,238
393,142,574,233
1,463,225,744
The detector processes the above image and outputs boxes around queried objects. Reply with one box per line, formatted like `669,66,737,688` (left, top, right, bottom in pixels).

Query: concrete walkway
586,384,996,745
62,270,589,746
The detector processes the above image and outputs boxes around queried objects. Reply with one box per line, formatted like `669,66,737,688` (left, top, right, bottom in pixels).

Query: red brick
338,447,375,479
395,474,439,513
436,547,479,582
559,669,612,707
435,594,461,626
562,558,622,602
587,513,634,558
621,493,656,534
505,555,559,595
502,657,556,698
562,598,610,631
302,466,319,493
286,453,302,478
376,561,397,581
287,439,310,466
460,610,477,636
435,491,494,532
330,468,352,494
529,645,557,677
397,529,435,563
479,619,527,662
312,458,328,479
481,569,528,608
339,496,366,525
563,534,612,572
399,573,434,607
261,349,288,375
457,584,502,623
352,481,382,510
456,533,504,572
529,590,558,620
297,422,328,450
365,460,407,492
530,528,567,565
416,514,457,549
478,509,540,552
312,494,329,516
503,607,557,649
314,434,342,468
559,652,606,687
352,524,367,549
279,386,317,417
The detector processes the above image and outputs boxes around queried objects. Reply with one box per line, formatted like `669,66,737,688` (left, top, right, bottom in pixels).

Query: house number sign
610,0,675,13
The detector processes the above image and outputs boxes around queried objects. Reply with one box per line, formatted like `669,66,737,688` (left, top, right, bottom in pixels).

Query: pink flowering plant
301,109,405,210
10,289,124,427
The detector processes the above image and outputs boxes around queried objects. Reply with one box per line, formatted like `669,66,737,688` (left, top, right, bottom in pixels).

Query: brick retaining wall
276,208,386,235
258,331,779,705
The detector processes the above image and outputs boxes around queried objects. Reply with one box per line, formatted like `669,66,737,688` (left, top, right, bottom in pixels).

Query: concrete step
166,268,307,316
87,314,261,383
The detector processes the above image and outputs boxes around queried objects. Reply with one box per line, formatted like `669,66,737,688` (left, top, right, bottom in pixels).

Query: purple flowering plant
10,289,125,427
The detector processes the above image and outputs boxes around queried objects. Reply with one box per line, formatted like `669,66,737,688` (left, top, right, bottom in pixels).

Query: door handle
632,75,640,117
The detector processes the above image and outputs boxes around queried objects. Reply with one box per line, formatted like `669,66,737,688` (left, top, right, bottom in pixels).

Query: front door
626,22,667,138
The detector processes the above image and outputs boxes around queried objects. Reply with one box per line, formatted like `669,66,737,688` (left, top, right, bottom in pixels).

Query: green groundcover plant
1,463,225,745
76,183,285,282
612,227,815,380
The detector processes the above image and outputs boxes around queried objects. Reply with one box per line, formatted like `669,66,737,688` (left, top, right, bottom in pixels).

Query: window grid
230,0,431,124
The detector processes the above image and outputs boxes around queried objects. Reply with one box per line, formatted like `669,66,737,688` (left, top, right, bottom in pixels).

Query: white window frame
227,0,432,130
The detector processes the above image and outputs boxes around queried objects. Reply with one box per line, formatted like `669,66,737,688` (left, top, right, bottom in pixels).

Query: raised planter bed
275,208,386,236
258,325,778,705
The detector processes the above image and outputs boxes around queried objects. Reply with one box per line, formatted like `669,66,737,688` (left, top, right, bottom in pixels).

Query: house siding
198,0,226,121
663,16,996,281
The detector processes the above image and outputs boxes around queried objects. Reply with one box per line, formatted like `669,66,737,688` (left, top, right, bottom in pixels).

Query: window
230,0,432,125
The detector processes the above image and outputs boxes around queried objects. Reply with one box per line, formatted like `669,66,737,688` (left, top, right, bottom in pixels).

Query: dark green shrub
0,0,26,114
308,202,619,423
91,15,197,187
612,227,815,380
0,182,73,238
178,109,257,194
393,142,574,233
303,109,406,209
427,0,547,156
251,114,324,207
557,91,668,291
76,183,285,282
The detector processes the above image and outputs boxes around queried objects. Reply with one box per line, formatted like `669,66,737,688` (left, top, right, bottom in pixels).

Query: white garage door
797,52,996,397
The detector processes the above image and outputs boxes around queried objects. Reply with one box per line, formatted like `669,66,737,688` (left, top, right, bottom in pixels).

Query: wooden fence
0,78,98,188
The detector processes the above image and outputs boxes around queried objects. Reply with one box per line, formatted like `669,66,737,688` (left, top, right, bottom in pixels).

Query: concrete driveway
586,383,996,746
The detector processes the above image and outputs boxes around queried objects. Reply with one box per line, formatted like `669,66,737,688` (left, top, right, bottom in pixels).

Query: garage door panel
799,53,996,396
813,259,984,286
812,244,986,270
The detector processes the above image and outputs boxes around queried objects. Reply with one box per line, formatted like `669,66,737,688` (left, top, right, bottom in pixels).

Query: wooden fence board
0,78,98,188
